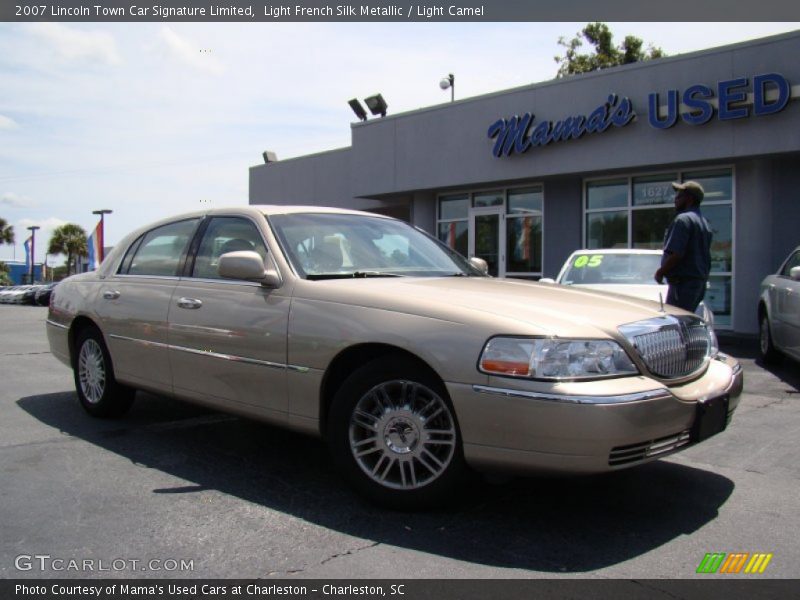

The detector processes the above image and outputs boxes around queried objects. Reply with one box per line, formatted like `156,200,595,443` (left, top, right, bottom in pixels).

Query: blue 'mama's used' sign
488,72,792,158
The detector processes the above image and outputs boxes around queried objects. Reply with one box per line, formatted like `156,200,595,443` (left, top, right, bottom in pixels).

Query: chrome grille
609,430,691,467
619,315,711,379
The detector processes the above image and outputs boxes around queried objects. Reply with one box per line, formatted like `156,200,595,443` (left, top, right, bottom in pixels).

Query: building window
437,193,469,257
473,190,503,208
586,180,628,248
689,169,734,327
437,185,544,278
506,187,543,274
587,179,627,210
584,168,734,327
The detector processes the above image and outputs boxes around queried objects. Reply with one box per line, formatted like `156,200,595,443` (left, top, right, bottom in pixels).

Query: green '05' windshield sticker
573,255,603,268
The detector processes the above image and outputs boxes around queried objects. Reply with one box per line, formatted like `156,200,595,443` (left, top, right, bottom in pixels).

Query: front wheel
74,328,136,418
758,312,781,365
328,356,467,510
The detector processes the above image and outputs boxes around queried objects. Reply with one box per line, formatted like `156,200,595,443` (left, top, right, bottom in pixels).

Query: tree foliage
0,217,14,246
555,23,666,78
48,223,88,277
0,261,11,286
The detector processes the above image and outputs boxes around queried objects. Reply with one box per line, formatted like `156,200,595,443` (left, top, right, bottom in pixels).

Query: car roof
126,205,391,236
570,248,662,255
256,205,392,218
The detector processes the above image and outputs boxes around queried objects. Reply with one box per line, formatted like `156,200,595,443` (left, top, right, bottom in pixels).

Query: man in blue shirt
654,181,713,312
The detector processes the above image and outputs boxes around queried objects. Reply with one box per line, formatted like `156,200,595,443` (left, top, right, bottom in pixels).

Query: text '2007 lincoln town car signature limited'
47,206,743,508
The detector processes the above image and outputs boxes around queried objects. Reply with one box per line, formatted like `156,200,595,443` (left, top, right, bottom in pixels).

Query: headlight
479,337,638,380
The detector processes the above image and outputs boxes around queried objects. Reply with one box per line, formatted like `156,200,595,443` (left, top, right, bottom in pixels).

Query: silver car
47,206,742,509
759,245,800,363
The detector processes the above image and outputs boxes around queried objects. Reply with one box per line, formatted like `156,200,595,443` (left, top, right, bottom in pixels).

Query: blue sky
1,22,799,264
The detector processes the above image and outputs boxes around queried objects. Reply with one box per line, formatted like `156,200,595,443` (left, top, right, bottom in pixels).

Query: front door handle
177,297,203,309
102,290,120,300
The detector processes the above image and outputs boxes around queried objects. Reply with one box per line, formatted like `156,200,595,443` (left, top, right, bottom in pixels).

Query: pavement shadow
18,391,735,573
754,358,800,394
720,335,800,393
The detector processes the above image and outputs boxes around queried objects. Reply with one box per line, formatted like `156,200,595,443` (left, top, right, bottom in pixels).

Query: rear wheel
74,328,135,418
328,356,466,509
758,311,782,365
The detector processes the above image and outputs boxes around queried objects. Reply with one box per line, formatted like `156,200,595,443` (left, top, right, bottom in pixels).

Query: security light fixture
348,98,368,122
262,151,278,164
364,94,388,118
440,73,455,102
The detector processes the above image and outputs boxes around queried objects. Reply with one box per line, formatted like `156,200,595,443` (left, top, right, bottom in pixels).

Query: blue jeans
666,278,707,312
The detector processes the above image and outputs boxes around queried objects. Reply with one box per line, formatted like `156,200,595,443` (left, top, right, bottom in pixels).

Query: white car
543,249,714,325
758,245,800,364
0,286,29,304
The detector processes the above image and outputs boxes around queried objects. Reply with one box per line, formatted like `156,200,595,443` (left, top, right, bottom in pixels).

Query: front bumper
447,354,743,474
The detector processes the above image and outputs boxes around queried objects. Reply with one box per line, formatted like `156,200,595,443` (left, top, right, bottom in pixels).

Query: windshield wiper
306,271,403,280
352,271,403,278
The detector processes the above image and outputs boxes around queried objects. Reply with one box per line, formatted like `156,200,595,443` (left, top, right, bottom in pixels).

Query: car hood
293,276,685,339
568,283,668,303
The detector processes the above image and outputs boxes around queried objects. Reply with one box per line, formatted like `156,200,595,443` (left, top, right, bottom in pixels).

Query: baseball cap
671,180,705,203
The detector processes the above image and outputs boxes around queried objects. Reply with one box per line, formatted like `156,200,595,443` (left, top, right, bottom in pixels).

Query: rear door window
124,219,200,277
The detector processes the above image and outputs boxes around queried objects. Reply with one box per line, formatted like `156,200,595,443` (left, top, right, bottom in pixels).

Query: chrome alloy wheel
348,380,457,490
78,339,106,405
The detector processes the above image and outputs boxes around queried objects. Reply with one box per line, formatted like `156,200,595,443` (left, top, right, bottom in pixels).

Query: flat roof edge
349,29,800,126
249,145,351,170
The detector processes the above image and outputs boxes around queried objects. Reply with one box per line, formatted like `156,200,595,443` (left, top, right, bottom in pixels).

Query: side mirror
791,266,800,281
539,277,556,284
218,251,281,288
468,256,490,276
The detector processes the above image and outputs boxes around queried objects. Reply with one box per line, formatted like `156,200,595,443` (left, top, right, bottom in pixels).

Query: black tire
73,327,136,418
758,311,782,365
328,356,467,510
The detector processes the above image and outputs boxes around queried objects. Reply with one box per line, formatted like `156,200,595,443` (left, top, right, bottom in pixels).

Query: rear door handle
102,290,120,300
177,297,203,309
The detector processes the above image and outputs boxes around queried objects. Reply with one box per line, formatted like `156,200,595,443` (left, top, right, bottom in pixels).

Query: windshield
268,212,481,279
560,252,662,286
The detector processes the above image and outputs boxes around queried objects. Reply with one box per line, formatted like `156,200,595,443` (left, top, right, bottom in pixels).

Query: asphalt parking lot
1,305,799,579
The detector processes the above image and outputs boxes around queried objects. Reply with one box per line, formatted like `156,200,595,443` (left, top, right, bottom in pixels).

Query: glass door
469,207,505,277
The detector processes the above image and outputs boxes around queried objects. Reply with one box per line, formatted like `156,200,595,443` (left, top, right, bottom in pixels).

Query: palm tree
48,223,88,276
0,260,11,286
0,217,14,246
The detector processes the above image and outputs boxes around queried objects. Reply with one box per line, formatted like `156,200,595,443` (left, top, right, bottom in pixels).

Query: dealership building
250,31,800,334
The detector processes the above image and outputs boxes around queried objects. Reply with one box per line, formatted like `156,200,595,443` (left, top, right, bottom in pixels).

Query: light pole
92,209,112,263
27,225,40,284
439,73,455,102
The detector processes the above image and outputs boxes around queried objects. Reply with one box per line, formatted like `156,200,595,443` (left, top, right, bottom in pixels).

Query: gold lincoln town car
46,206,743,508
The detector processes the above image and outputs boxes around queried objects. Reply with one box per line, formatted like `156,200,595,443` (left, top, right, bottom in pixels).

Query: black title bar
4,0,800,22
4,579,800,600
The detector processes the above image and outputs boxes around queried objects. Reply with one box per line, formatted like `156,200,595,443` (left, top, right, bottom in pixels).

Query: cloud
158,26,224,75
0,115,18,130
25,23,122,66
1,192,35,208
